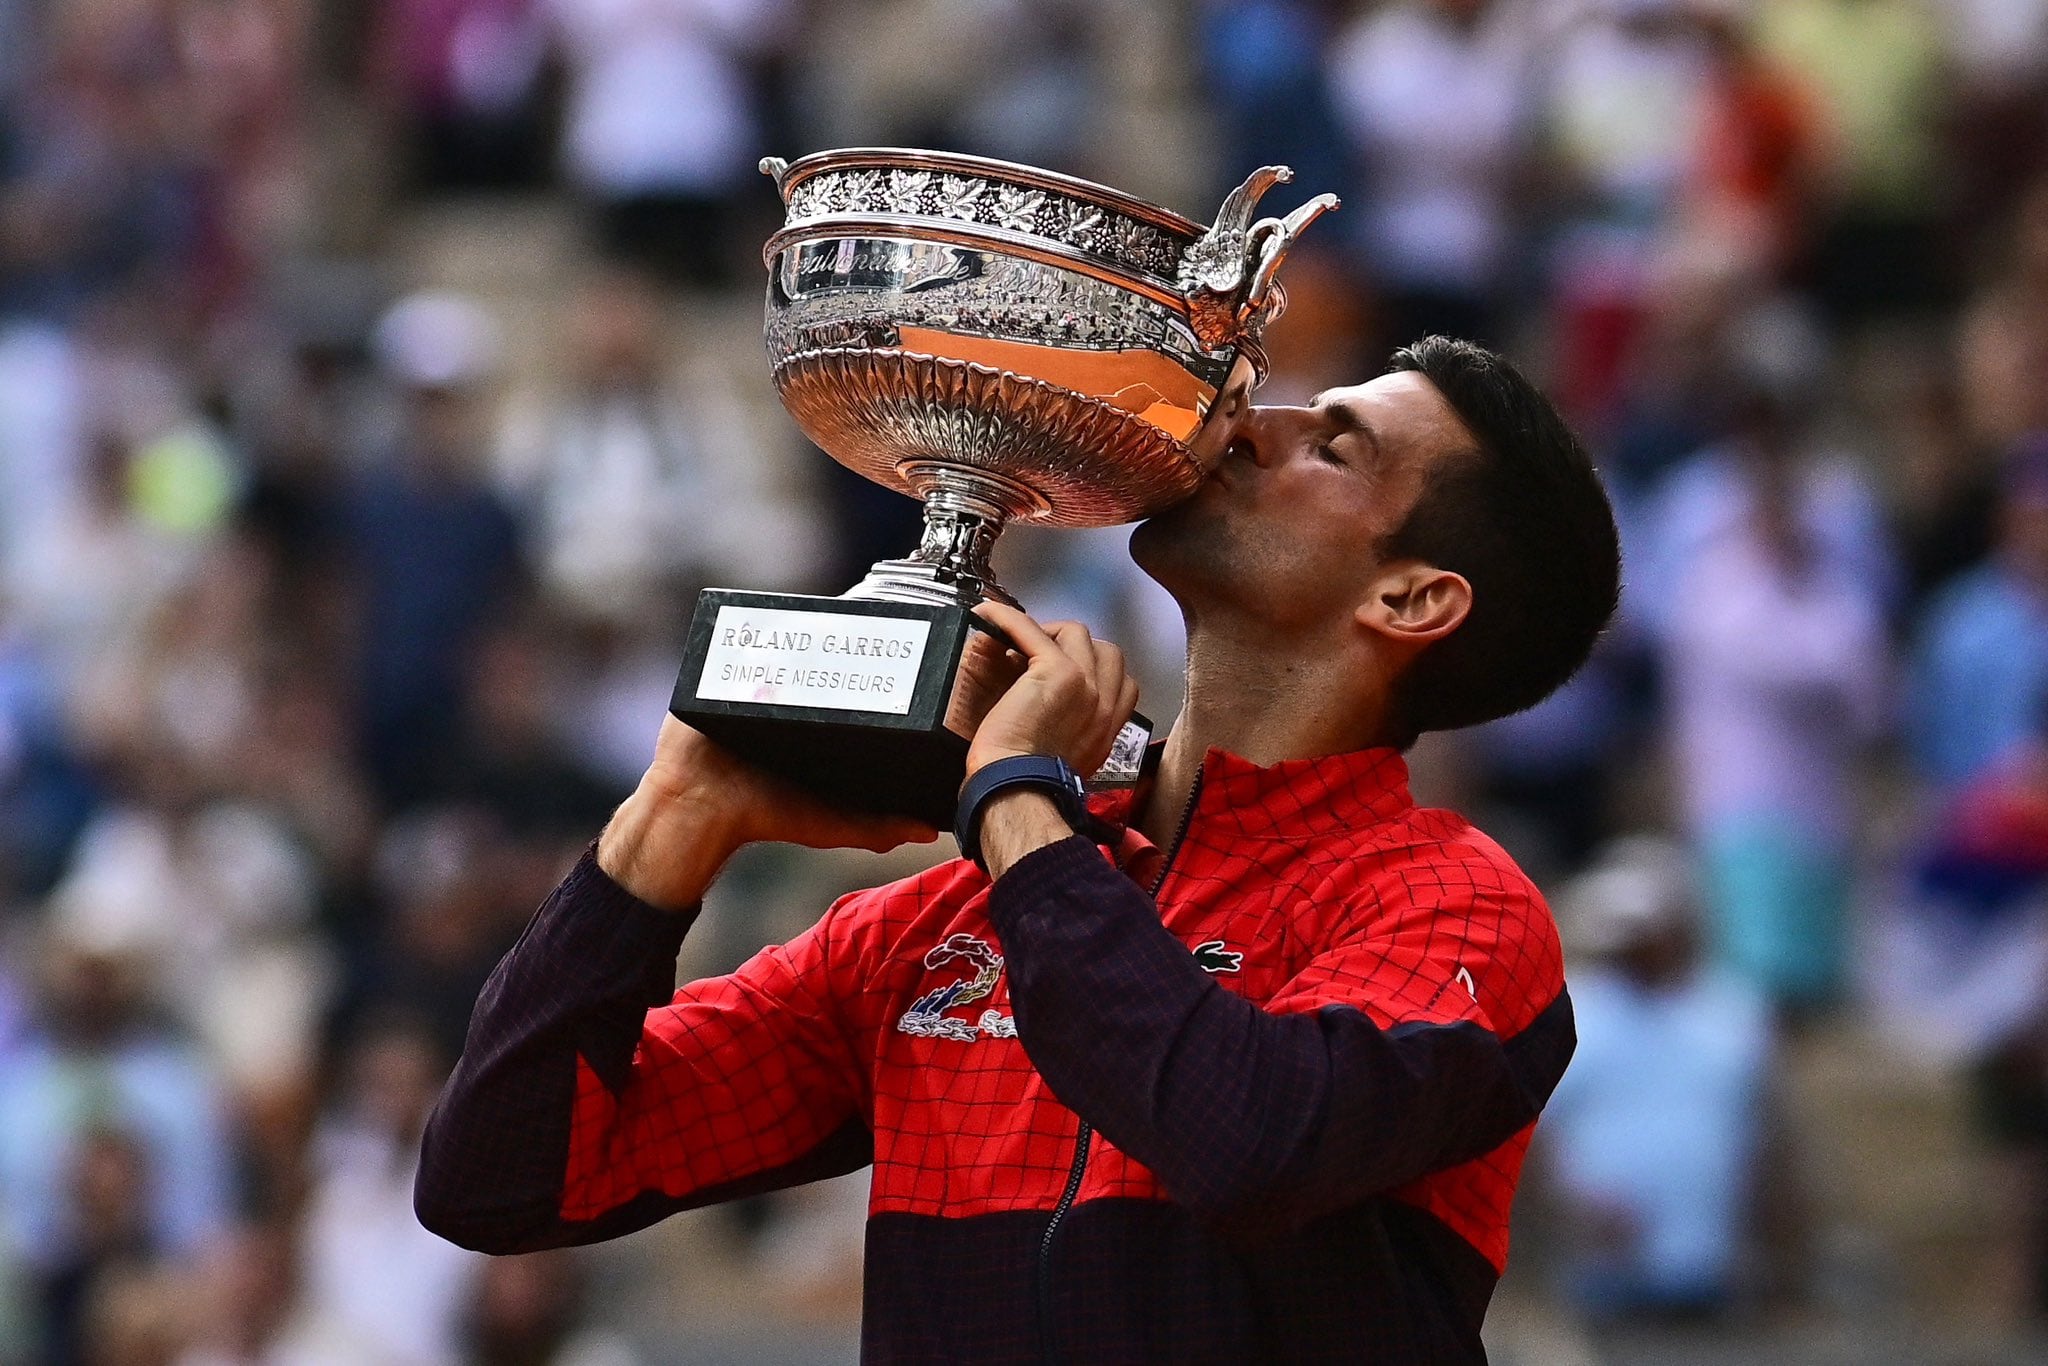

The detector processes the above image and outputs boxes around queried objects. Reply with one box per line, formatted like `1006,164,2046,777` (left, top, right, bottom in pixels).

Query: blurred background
1,0,2047,1361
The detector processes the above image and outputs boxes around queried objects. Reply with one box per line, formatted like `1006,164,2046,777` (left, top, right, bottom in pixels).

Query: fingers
1083,641,1135,768
978,602,1132,706
851,819,942,853
773,780,940,853
1043,618,1098,676
1090,638,1125,703
974,601,1055,660
1082,686,1142,773
976,603,1103,685
970,599,1139,775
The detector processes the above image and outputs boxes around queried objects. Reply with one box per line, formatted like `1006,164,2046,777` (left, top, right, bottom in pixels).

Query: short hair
1379,336,1621,745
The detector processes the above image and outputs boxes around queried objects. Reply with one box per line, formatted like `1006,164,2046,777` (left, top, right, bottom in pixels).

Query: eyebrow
1308,393,1384,460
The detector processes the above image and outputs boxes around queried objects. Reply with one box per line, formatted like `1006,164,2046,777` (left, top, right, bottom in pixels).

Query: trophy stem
844,467,1032,609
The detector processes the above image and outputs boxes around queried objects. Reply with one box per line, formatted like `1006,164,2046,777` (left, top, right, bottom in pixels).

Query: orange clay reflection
896,327,1211,442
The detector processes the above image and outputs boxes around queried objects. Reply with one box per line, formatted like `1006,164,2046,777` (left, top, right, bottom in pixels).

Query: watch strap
955,754,1090,873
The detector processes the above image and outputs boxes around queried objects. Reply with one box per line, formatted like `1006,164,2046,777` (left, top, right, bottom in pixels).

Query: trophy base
670,588,1148,828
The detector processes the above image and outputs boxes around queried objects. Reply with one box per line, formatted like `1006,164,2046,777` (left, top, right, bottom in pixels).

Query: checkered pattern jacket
416,746,1575,1363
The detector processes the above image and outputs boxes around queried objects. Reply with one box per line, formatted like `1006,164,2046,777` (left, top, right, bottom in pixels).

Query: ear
1355,562,1471,647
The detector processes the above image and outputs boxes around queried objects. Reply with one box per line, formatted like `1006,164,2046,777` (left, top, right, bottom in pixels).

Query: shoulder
1359,807,1565,1030
1284,801,1551,930
1376,806,1553,920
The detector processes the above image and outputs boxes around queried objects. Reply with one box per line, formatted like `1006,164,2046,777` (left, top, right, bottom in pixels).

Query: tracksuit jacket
415,744,1576,1363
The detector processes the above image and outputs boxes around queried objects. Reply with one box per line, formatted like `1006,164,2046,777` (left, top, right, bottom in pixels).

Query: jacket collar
1091,744,1414,844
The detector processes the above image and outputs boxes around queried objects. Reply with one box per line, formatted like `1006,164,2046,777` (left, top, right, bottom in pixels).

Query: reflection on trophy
669,149,1338,824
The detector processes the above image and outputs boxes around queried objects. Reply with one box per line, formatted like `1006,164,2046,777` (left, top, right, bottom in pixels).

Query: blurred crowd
3,0,2048,1361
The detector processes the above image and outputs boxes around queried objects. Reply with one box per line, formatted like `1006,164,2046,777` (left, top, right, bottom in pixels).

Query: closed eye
1315,439,1346,466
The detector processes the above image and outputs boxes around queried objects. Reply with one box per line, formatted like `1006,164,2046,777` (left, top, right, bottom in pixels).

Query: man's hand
599,717,938,911
966,603,1140,880
967,602,1141,779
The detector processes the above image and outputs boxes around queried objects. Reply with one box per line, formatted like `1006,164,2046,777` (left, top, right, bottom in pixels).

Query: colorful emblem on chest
895,933,1017,1041
895,930,1252,1045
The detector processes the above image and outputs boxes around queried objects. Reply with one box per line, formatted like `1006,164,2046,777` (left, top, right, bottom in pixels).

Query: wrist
955,752,1093,876
597,777,744,912
977,789,1076,881
964,743,1035,781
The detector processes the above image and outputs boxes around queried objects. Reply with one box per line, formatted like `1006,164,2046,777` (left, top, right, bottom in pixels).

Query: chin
1130,505,1233,598
1128,508,1185,578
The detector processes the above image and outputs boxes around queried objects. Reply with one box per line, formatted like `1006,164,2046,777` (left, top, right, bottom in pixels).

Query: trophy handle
1243,194,1342,324
1180,167,1340,349
759,156,794,198
1194,166,1291,281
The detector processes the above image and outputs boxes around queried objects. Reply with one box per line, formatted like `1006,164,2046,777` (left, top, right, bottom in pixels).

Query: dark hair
1379,336,1621,744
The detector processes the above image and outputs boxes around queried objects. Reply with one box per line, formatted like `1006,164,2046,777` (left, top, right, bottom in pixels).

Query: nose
1229,405,1312,469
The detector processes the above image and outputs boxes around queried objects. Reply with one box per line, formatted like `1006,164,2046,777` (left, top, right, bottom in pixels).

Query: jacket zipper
1035,768,1204,1365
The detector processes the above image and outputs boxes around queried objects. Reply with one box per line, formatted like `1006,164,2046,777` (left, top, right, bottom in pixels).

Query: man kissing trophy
420,146,1617,1362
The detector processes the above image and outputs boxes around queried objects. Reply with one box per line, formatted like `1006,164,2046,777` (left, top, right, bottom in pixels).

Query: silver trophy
670,149,1337,823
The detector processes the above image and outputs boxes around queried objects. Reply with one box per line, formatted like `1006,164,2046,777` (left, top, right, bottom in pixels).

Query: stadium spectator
1641,311,1892,1007
7,0,2048,1353
346,291,522,808
0,911,234,1307
1327,0,1536,347
1754,0,1952,322
1873,713,2048,1311
1541,836,1773,1320
1909,440,2048,790
174,1219,310,1366
1536,0,1720,423
1195,0,1350,223
542,0,791,288
370,0,554,193
460,1250,641,1366
1959,176,2048,452
497,267,805,623
295,1015,483,1364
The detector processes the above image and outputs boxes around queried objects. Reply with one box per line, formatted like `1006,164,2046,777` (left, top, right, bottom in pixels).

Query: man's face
1131,371,1475,632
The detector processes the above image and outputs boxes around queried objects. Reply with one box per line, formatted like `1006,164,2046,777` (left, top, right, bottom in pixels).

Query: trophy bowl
670,149,1338,823
760,148,1337,603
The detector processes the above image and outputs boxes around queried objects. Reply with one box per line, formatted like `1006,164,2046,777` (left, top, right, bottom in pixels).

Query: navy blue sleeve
413,854,693,1250
415,853,877,1254
985,836,1575,1238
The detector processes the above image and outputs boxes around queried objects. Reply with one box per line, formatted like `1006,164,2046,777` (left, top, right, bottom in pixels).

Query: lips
1206,438,1256,490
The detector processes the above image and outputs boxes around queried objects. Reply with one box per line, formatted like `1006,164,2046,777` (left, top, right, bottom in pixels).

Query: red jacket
418,745,1574,1363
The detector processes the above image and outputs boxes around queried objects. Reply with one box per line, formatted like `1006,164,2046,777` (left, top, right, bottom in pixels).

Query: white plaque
695,605,932,715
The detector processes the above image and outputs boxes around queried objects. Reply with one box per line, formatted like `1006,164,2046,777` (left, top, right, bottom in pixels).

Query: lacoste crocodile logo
1193,940,1243,973
896,933,1016,1041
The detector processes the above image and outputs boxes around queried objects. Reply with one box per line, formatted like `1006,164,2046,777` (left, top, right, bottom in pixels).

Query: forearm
987,839,1559,1234
415,853,697,1252
417,719,921,1252
986,838,1295,1221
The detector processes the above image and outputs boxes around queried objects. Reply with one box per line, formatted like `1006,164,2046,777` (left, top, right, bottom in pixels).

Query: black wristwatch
955,754,1093,874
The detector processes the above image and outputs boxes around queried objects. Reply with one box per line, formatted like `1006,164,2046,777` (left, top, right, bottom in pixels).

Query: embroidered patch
1193,940,1243,974
896,933,1017,1040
